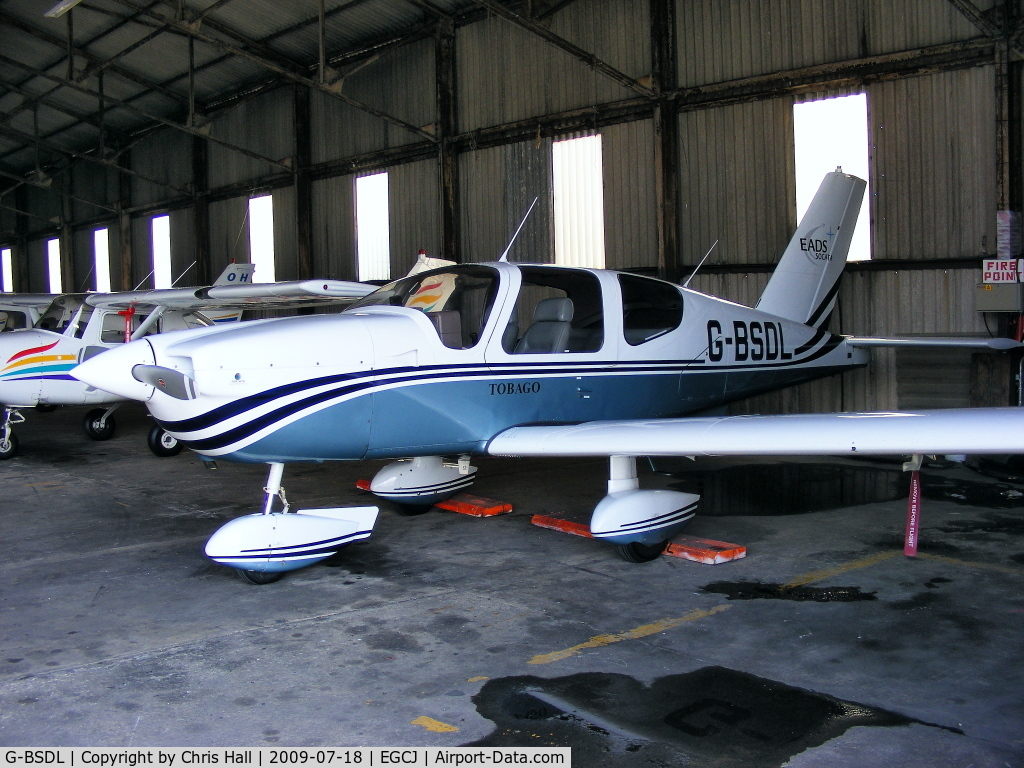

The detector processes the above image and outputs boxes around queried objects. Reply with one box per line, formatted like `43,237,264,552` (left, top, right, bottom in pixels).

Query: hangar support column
436,17,460,263
192,135,210,285
294,84,314,280
14,185,29,292
117,149,132,292
651,0,680,284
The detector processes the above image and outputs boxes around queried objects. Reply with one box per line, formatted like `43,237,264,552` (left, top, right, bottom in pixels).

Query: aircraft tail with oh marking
756,169,867,329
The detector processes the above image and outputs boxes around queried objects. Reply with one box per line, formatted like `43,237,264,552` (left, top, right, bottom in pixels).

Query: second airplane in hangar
0,263,374,459
74,171,1024,582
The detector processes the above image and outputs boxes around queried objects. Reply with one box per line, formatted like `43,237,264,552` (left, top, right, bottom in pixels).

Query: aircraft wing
487,408,1024,458
846,336,1021,350
85,280,375,311
0,293,58,310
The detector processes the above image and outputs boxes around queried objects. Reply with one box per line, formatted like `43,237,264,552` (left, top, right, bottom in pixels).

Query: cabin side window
618,274,683,346
503,267,604,354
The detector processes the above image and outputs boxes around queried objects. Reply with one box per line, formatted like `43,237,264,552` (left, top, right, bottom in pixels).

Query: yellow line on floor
528,604,732,665
917,552,1024,576
783,550,901,589
411,716,458,733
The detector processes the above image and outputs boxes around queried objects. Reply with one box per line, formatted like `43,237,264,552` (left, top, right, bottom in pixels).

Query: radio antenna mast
682,240,718,288
498,197,539,262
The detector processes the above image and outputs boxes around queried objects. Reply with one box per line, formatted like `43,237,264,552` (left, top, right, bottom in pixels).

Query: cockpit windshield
348,266,499,349
34,295,87,333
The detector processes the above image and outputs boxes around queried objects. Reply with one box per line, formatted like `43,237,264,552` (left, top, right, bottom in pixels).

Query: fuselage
74,262,869,462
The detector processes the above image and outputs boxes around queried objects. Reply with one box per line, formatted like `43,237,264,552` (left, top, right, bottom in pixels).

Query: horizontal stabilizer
488,408,1024,458
847,336,1022,350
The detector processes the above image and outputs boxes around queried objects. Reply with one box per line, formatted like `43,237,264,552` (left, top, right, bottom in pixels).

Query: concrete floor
1,403,1023,766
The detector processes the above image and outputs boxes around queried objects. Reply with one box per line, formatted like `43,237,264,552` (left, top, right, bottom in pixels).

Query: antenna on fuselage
498,197,539,262
682,240,718,288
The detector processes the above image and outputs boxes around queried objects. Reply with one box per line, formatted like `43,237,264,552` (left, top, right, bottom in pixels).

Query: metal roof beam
470,0,655,99
106,0,438,142
0,165,118,214
0,10,190,109
0,77,125,143
0,121,190,196
945,0,1002,38
0,53,293,172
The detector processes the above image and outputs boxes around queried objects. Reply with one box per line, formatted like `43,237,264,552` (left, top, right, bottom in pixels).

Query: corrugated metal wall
678,98,796,268
311,38,435,164
458,0,649,132
459,140,554,264
208,197,251,275
207,88,294,189
869,67,997,260
131,129,192,207
311,174,355,280
603,119,657,271
389,158,441,274
677,0,984,88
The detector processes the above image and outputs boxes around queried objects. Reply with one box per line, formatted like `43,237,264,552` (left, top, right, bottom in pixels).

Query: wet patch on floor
467,668,955,768
700,582,877,602
937,513,1024,535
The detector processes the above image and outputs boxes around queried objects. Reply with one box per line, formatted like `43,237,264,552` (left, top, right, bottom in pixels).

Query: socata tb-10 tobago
74,171,1024,583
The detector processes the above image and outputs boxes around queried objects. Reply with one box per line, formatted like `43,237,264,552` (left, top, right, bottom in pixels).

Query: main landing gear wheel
83,408,116,441
392,502,434,516
147,424,183,457
616,541,667,563
238,569,285,585
0,431,17,460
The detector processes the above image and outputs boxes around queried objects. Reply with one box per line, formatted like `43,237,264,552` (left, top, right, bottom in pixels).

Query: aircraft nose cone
72,339,157,401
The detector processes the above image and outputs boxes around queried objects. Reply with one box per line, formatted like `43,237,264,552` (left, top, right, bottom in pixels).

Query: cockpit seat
514,297,574,354
426,309,463,348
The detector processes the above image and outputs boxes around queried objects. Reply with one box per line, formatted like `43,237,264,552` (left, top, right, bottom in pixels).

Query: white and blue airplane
0,263,374,459
74,171,1024,583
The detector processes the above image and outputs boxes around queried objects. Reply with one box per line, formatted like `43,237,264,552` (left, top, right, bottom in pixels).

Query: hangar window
794,93,870,261
619,274,683,345
151,214,172,288
46,238,62,293
552,134,606,269
503,266,604,354
93,228,111,293
356,171,391,281
248,195,276,283
1,247,12,292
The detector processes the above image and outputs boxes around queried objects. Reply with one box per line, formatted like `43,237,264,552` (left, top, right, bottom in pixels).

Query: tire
238,569,285,585
34,403,58,413
616,541,667,563
148,424,183,457
392,502,434,516
83,409,116,441
0,431,18,460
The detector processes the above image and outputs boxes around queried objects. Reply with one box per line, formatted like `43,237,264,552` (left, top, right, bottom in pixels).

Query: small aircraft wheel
147,424,183,457
34,403,58,413
0,431,18,460
238,569,285,585
616,541,667,563
392,502,433,516
83,409,116,441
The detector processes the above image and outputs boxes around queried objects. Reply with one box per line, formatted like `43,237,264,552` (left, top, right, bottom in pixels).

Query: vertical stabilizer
756,171,866,328
213,263,256,286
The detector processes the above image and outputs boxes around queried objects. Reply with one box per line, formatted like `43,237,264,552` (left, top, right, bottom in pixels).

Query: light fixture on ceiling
43,0,85,18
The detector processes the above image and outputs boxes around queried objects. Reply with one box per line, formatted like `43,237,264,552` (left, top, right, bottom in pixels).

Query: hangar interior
2,0,1022,411
2,0,1024,761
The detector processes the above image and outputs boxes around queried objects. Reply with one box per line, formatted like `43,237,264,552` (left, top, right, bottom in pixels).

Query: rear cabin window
503,267,604,354
348,266,498,349
618,274,683,345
